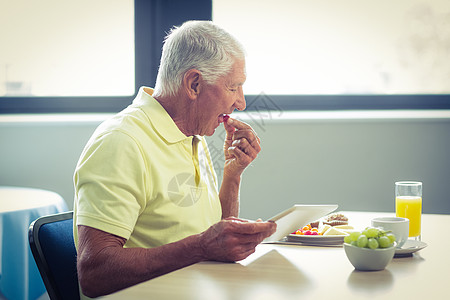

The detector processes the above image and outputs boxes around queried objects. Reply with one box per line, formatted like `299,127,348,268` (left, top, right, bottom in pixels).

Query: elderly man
73,20,276,298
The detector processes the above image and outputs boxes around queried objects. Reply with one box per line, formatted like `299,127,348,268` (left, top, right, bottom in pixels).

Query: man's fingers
223,118,237,143
200,219,277,262
224,117,260,145
227,146,252,165
227,219,277,235
231,138,261,156
226,117,251,130
233,131,260,147
226,217,252,222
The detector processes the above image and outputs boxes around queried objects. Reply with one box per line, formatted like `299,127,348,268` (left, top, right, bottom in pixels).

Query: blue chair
28,211,80,300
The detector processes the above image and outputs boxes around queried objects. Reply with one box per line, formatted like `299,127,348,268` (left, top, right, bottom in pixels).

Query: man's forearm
78,229,204,297
219,173,241,218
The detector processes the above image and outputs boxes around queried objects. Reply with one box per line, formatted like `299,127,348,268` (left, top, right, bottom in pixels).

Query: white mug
371,217,409,248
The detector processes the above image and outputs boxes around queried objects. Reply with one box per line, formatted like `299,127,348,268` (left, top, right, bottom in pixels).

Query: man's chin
204,124,220,136
204,129,215,137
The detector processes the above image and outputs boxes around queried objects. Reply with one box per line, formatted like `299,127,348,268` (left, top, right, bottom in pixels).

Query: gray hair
153,21,245,98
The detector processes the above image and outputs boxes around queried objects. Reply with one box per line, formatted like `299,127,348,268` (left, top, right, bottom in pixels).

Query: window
1,0,449,113
0,0,134,97
213,0,450,109
0,0,212,113
213,0,450,95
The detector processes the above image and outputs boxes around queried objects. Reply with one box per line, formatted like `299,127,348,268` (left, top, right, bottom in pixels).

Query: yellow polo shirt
73,87,222,249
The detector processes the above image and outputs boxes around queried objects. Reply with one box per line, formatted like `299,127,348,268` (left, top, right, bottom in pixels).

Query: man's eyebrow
228,80,245,87
236,77,247,86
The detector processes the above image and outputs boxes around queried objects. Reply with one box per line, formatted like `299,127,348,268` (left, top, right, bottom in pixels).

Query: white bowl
344,243,396,271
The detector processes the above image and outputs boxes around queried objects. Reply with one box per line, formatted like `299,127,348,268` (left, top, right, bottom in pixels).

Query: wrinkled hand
198,217,277,262
223,118,261,176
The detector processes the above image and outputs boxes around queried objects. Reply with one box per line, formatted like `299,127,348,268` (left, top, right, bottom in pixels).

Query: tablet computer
263,204,338,242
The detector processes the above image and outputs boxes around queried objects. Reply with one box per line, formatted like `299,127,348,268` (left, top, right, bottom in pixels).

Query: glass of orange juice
395,181,422,241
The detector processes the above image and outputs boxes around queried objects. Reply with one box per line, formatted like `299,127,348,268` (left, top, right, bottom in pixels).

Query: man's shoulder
94,106,154,140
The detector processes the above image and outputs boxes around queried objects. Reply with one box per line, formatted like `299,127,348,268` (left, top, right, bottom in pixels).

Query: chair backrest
29,211,80,300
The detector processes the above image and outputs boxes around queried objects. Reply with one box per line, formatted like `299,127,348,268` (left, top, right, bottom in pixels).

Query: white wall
1,111,449,220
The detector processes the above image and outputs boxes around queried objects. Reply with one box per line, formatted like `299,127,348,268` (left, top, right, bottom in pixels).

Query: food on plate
344,227,396,249
293,224,320,235
310,220,320,228
293,213,354,237
323,213,348,226
323,227,349,236
309,213,349,228
333,225,354,230
318,224,331,235
292,223,352,236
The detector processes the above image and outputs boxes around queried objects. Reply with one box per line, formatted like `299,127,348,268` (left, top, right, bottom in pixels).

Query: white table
104,211,449,299
0,186,68,300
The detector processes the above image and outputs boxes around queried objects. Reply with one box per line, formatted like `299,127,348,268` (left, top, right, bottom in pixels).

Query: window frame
1,0,449,113
0,0,213,114
244,94,450,111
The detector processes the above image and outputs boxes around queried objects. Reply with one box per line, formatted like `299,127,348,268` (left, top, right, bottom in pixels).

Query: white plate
286,234,345,246
263,204,338,242
394,240,427,257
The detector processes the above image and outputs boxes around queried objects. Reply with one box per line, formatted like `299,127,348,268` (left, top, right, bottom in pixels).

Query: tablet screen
263,204,338,242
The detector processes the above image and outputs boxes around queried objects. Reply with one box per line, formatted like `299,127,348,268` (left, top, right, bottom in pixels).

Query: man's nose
235,87,246,111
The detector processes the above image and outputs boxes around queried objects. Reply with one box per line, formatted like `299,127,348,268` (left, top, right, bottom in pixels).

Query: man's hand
223,117,261,177
198,217,277,262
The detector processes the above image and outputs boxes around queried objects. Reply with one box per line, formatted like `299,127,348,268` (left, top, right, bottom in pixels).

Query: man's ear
183,69,202,100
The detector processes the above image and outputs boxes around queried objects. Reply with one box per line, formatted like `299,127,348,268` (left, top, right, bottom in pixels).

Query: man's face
195,59,247,136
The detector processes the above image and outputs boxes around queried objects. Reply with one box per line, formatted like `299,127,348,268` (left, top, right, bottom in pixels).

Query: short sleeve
74,130,149,239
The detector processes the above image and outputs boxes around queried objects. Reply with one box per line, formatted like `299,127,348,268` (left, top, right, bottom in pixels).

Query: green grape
357,235,368,248
345,227,396,249
349,231,361,242
378,236,391,248
368,238,379,249
379,228,387,235
366,227,379,238
386,233,396,243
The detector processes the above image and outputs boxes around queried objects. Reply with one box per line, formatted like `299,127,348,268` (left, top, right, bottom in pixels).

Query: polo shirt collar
133,87,189,144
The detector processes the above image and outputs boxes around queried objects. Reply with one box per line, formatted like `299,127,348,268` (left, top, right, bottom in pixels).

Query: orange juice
396,196,422,237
